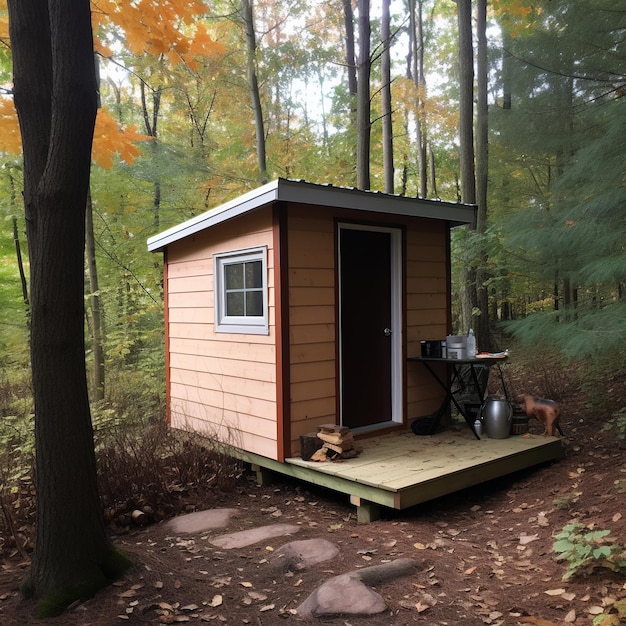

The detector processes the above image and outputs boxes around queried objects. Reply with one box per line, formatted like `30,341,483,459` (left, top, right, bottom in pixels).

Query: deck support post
251,463,273,486
350,495,381,523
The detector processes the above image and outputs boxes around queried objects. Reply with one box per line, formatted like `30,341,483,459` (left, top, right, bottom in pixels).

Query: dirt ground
2,364,626,625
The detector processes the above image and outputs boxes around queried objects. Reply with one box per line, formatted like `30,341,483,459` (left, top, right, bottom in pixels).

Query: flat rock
297,573,386,618
209,523,300,549
296,558,420,618
164,508,238,534
270,538,339,571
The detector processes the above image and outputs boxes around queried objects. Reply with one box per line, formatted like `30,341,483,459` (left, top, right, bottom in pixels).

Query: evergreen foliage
492,0,626,358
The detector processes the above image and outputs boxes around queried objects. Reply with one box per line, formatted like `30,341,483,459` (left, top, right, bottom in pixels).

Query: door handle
384,327,392,336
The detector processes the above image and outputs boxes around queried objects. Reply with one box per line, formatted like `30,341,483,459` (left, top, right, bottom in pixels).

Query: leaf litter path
2,416,626,625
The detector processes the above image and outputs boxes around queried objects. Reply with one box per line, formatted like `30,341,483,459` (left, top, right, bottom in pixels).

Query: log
317,424,350,435
310,448,328,462
317,431,354,446
300,432,324,461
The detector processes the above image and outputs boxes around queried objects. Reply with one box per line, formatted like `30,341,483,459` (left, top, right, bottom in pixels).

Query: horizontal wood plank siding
287,206,337,453
166,207,280,460
405,221,449,420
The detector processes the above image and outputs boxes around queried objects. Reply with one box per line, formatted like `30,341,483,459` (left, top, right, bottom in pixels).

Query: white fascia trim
147,180,280,252
147,178,476,252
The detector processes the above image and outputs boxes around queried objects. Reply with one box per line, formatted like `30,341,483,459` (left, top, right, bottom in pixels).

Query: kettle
481,398,512,439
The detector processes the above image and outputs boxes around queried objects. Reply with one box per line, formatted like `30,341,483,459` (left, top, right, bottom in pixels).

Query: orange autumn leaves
0,97,150,168
91,0,223,70
0,0,222,167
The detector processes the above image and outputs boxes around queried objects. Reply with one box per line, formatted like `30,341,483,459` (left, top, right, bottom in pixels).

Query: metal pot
481,398,512,439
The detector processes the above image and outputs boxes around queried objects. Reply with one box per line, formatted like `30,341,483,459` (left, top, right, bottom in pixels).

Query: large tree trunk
381,0,394,193
242,0,268,185
8,0,129,615
356,0,371,190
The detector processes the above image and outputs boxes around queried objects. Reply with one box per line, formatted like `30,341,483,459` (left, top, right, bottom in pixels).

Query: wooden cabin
148,179,563,521
147,178,472,457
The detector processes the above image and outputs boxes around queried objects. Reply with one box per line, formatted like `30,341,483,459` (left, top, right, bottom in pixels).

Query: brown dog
516,394,563,437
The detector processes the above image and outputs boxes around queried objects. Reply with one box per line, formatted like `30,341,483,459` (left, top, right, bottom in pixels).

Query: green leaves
552,522,626,581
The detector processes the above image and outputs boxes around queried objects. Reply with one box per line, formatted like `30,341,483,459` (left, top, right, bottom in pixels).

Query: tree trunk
381,0,394,194
139,81,162,230
8,169,30,311
86,190,105,401
343,0,358,99
457,0,476,207
8,0,129,615
456,0,476,334
356,0,371,190
342,0,358,185
429,146,437,197
413,0,428,198
12,215,29,308
242,0,268,185
474,0,492,351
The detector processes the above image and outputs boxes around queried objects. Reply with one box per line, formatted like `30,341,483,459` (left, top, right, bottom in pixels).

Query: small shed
147,178,474,462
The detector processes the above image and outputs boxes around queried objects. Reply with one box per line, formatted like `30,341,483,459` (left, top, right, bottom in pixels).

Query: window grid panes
224,260,263,317
214,247,268,335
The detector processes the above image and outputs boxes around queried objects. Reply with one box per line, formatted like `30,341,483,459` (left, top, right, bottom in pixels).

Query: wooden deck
242,424,564,522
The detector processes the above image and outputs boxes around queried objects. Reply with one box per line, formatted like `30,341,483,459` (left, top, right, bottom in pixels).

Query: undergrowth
553,522,626,581
0,366,243,560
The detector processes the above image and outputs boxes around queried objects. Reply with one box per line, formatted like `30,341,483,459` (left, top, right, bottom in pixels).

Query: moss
27,549,133,619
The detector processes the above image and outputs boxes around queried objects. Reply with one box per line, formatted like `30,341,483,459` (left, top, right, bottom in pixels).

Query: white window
214,246,268,334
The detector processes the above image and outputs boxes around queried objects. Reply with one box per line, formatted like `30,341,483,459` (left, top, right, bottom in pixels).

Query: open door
339,225,402,430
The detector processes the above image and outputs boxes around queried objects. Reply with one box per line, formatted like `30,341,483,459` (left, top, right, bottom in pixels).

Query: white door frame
338,223,403,431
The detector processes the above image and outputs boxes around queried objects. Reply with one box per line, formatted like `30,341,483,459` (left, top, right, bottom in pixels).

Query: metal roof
147,178,476,252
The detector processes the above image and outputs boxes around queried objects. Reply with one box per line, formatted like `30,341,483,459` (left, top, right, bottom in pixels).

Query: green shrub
553,522,626,580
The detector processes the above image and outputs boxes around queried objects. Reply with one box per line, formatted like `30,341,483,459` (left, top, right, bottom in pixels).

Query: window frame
213,246,269,335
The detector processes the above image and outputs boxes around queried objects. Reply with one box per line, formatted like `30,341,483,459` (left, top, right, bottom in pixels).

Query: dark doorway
339,227,394,429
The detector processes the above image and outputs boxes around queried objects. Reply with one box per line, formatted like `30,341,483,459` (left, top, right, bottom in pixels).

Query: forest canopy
0,0,624,370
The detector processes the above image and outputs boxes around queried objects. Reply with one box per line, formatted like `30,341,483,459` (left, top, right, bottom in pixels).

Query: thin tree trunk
457,0,476,334
429,146,437,197
242,0,268,185
8,171,29,310
139,81,162,229
414,0,427,197
457,0,476,208
475,0,492,351
342,0,357,185
12,216,29,308
86,189,105,401
381,0,394,193
8,0,128,613
356,0,371,190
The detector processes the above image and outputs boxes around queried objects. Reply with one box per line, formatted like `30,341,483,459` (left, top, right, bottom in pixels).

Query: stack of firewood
308,424,361,462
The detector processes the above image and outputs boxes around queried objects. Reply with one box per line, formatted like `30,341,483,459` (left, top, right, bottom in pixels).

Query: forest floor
2,359,626,625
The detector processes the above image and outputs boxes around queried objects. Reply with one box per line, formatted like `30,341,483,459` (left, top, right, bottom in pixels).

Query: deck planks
233,424,565,520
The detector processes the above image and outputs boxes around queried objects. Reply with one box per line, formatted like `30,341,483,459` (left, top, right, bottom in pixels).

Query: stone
209,523,300,549
270,538,339,571
296,573,386,618
164,508,238,534
296,558,420,618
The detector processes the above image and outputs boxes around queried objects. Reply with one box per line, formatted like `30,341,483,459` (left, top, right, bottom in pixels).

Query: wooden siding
405,221,449,420
287,208,337,453
163,198,450,461
165,207,280,460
